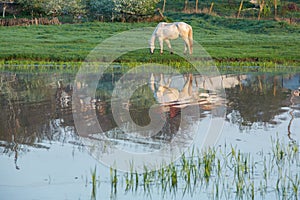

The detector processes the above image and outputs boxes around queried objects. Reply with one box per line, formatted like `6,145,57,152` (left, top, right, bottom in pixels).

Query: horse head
149,40,155,54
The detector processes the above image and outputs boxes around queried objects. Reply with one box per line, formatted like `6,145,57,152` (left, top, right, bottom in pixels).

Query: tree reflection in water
0,72,77,169
225,73,300,132
0,71,299,167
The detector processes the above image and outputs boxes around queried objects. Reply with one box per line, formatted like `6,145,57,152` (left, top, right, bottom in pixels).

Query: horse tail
188,26,193,54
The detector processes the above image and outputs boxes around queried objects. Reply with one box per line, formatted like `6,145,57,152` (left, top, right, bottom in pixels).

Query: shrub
88,0,160,22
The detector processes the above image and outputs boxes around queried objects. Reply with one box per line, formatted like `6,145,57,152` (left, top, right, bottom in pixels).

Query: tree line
1,0,299,22
1,0,161,21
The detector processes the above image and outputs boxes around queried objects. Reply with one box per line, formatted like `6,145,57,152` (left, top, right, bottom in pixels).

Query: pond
0,68,299,199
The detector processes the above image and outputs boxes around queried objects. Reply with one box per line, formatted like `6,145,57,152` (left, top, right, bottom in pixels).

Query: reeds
2,60,300,75
0,60,81,73
90,135,299,199
91,167,97,200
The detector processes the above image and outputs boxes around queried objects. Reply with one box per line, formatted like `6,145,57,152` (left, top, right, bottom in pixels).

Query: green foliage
9,0,300,20
87,0,115,21
16,0,44,15
16,0,86,18
87,0,160,21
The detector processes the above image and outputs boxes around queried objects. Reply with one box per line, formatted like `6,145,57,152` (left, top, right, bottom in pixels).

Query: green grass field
0,14,299,67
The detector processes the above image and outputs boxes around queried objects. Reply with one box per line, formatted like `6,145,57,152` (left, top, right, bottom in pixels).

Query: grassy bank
0,14,299,67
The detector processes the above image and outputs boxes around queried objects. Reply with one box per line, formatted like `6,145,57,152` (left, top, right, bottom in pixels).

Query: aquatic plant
91,167,97,200
110,167,118,194
96,136,300,199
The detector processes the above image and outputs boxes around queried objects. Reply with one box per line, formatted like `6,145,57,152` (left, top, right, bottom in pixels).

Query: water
0,70,299,199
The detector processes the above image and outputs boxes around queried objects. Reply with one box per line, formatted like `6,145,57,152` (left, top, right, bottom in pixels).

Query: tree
16,0,44,16
257,0,265,20
88,0,160,21
274,0,278,18
16,0,85,18
162,0,166,13
257,0,279,20
0,1,13,18
183,0,188,11
47,0,86,18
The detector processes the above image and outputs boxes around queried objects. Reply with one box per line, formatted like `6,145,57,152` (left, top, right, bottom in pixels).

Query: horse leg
184,43,188,55
164,39,173,54
159,38,164,54
182,37,191,55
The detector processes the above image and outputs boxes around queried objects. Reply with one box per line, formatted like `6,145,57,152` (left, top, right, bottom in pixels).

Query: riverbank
0,14,299,67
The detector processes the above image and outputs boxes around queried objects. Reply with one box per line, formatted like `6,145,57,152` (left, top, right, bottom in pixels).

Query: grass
89,136,300,199
91,167,97,200
1,60,299,76
0,14,299,67
0,22,147,61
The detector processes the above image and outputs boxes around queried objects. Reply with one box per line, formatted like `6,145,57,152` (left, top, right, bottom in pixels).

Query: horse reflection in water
148,73,226,139
72,73,228,140
153,73,193,105
150,73,223,110
60,73,249,152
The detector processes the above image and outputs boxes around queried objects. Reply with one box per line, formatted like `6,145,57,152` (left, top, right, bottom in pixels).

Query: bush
88,0,160,22
16,0,86,19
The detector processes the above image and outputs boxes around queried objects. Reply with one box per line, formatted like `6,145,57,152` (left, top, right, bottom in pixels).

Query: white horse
149,22,193,55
